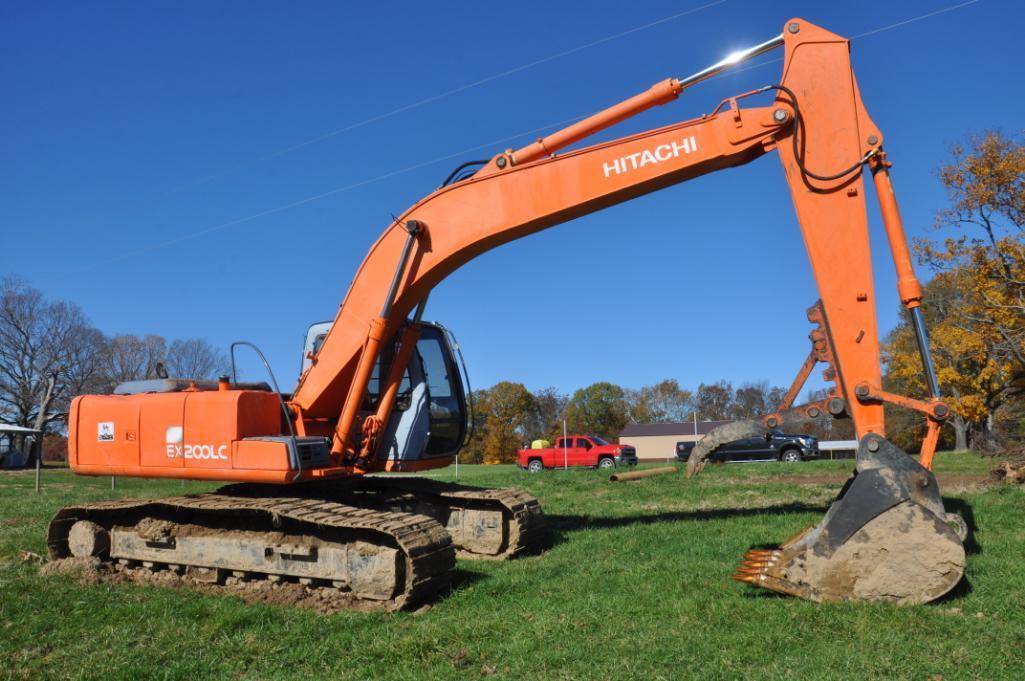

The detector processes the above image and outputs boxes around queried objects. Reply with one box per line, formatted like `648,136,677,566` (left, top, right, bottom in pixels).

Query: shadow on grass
943,496,981,555
932,574,974,603
541,498,980,548
930,496,979,602
543,502,830,547
450,568,487,593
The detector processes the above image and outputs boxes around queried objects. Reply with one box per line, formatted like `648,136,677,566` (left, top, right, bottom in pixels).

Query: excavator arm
292,20,942,472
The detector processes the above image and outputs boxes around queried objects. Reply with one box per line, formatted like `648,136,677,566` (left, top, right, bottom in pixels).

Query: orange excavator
49,19,966,607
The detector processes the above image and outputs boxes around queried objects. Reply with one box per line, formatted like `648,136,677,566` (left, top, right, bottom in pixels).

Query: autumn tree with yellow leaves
460,382,538,464
886,131,1025,451
885,270,1010,450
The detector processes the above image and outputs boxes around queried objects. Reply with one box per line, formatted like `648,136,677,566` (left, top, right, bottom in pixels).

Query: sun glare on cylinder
723,50,746,65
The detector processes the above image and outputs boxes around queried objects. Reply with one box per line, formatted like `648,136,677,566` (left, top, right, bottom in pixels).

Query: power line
704,0,984,83
84,114,592,269
99,0,985,266
850,0,980,39
176,1,727,190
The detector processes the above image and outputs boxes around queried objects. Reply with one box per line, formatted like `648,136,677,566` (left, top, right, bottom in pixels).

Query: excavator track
219,478,547,560
360,477,547,559
46,494,454,610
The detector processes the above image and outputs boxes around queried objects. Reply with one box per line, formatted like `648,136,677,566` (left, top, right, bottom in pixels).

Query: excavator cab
302,321,469,467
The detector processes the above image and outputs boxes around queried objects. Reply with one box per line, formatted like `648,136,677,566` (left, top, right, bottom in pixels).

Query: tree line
0,278,228,459
460,379,790,464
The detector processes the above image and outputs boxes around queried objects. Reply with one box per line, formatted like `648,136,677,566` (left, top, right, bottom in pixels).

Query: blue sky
2,0,1018,397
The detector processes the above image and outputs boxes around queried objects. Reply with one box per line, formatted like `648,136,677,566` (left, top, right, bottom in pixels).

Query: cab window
312,333,327,356
417,336,452,398
363,350,412,410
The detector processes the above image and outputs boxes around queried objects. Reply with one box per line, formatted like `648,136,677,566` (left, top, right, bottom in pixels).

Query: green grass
2,453,1023,680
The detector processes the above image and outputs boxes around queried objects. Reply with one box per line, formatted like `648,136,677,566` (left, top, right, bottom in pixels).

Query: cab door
372,322,468,464
416,325,467,457
554,438,575,467
574,438,594,466
753,433,778,459
726,437,763,461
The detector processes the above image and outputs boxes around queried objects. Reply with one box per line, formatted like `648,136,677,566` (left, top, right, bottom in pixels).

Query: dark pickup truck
676,429,819,463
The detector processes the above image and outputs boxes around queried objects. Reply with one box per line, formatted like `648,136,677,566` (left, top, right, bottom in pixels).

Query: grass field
2,455,1023,680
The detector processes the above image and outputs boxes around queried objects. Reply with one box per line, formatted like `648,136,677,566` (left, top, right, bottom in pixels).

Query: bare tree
730,382,767,419
625,379,693,423
769,386,788,409
730,381,787,419
0,278,103,434
60,325,109,400
101,334,167,386
527,386,568,441
694,380,733,421
164,338,230,379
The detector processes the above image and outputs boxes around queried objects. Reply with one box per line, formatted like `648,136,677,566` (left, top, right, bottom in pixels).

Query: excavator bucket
733,434,966,604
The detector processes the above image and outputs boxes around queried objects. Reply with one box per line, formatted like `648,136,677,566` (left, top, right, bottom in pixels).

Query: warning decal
97,422,115,442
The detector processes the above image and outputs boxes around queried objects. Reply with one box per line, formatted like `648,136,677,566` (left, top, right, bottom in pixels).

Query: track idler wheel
733,435,966,604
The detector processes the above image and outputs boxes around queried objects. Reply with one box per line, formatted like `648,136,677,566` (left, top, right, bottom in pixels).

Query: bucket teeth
733,547,785,585
732,550,814,599
737,561,769,568
737,548,781,573
731,572,761,584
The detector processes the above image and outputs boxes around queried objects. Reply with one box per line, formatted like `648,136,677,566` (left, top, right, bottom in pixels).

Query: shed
0,424,41,468
619,420,733,461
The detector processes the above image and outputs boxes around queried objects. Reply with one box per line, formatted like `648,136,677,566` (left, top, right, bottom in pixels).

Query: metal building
618,420,733,462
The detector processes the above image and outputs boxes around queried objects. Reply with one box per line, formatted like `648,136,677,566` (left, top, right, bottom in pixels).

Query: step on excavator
50,18,966,607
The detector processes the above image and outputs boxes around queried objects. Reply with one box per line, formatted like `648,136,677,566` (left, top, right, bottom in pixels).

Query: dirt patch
39,556,104,583
39,558,400,614
756,474,850,485
992,462,1025,485
935,474,999,492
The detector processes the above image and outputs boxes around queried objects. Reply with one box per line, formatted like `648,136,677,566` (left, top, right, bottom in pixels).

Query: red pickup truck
517,435,638,472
